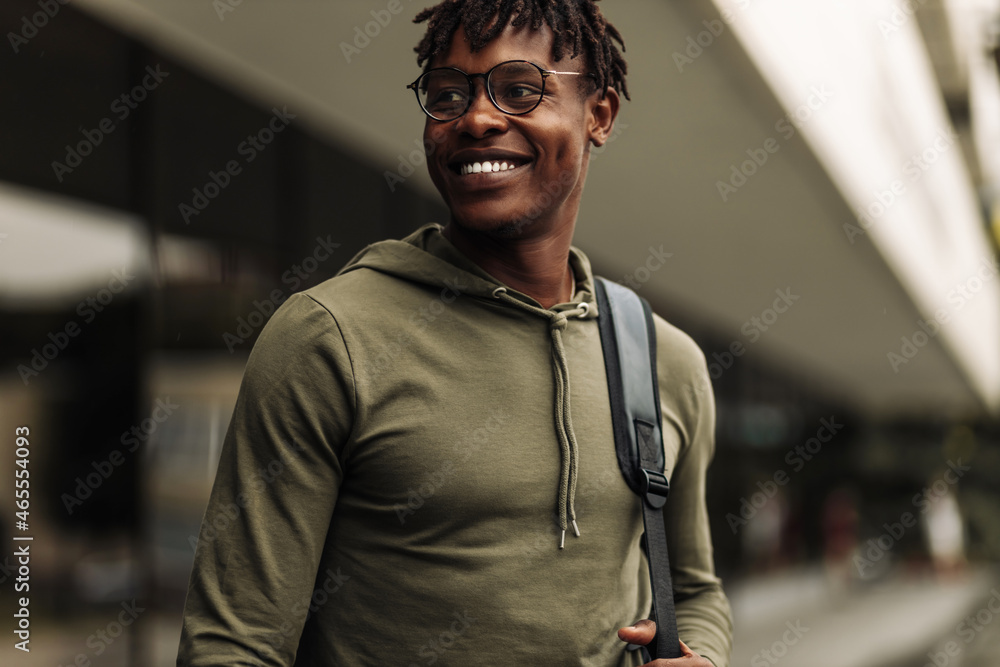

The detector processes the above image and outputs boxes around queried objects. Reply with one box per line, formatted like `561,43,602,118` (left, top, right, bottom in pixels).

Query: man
177,1,733,665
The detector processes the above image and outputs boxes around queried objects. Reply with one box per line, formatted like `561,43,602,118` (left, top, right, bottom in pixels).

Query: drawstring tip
559,530,566,549
572,520,581,537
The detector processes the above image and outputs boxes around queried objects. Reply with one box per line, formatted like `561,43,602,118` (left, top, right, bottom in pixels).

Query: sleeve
656,319,734,667
176,293,356,667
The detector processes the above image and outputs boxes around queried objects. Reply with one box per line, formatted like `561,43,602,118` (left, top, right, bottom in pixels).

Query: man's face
422,21,617,239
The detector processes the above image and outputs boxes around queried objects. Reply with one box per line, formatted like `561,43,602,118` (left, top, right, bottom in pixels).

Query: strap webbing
638,431,681,660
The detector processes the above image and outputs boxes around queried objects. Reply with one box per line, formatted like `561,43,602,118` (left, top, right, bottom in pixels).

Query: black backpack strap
594,277,681,661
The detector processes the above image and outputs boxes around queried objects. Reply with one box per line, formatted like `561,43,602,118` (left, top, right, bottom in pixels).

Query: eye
496,81,543,98
418,69,470,115
429,88,465,105
507,85,538,99
427,88,465,104
493,82,544,114
423,86,468,116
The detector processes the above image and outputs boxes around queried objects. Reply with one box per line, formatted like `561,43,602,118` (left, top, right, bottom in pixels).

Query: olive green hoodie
177,223,732,667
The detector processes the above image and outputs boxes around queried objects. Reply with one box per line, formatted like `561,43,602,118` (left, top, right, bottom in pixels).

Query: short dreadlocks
413,0,629,101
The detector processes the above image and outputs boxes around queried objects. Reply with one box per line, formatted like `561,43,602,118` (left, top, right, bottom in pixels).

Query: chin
450,204,547,239
460,214,538,239
495,214,543,238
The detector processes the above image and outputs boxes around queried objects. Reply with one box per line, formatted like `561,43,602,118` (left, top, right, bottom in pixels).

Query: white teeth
459,160,520,175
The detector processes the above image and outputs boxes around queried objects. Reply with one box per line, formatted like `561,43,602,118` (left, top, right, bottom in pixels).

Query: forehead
429,21,581,72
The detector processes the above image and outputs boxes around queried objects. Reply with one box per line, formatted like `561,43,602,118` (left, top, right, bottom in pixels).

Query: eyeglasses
407,59,594,122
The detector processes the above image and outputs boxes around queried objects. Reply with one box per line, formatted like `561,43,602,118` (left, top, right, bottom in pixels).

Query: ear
587,87,620,147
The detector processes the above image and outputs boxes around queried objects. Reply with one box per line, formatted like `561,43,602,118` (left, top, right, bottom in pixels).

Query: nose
455,77,507,138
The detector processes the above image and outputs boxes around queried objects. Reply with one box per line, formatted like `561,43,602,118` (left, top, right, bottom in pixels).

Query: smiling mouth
454,160,529,176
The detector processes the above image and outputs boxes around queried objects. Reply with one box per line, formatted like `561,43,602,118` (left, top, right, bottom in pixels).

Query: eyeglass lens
418,62,544,120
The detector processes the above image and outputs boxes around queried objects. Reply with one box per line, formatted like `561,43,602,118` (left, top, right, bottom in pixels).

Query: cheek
423,125,450,172
548,117,589,162
549,133,587,174
425,124,448,150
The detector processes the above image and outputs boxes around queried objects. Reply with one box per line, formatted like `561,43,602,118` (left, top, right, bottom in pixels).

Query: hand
617,620,715,666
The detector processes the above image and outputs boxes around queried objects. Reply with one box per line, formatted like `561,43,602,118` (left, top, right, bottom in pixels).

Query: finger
635,638,698,666
617,618,656,645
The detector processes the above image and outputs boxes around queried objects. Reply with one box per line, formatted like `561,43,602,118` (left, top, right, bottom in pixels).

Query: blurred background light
0,183,149,308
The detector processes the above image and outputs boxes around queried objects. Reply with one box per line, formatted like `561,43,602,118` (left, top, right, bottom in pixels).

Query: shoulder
244,290,353,390
301,262,429,320
304,264,395,309
650,312,715,458
254,267,424,379
255,290,340,354
651,312,710,388
238,291,357,435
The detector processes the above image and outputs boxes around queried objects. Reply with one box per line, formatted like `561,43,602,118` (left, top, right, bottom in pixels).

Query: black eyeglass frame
406,59,596,122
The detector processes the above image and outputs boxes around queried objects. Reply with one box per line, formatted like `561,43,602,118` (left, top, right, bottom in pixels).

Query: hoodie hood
338,223,600,548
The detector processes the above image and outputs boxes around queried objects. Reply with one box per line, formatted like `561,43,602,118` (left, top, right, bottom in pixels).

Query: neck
443,221,577,309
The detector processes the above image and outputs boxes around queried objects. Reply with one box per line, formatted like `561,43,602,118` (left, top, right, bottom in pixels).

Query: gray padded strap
599,279,664,474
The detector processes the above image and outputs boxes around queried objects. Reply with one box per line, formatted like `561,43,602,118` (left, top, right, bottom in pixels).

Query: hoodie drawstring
492,287,589,549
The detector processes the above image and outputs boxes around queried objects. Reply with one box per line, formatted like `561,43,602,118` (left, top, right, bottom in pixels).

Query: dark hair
413,0,629,100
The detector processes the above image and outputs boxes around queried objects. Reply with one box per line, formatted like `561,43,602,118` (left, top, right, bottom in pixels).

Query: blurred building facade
1,1,999,665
